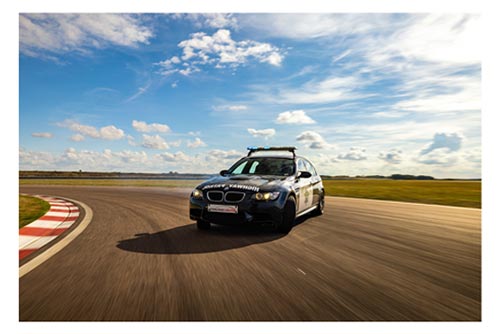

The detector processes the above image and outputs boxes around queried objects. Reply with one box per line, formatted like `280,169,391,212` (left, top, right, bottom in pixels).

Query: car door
296,159,314,213
304,159,322,206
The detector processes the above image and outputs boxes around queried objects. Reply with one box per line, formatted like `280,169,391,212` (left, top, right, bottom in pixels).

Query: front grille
224,191,245,203
207,191,223,202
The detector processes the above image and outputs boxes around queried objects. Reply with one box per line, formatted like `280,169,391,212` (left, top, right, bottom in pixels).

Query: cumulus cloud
141,134,169,150
20,14,153,59
420,132,463,155
378,149,403,164
31,132,53,138
156,29,284,76
206,149,242,161
296,131,329,149
156,151,192,162
132,120,171,133
57,120,125,140
416,148,459,166
276,110,315,124
99,125,125,140
247,128,276,140
337,147,367,161
187,137,207,148
70,134,85,142
19,147,57,167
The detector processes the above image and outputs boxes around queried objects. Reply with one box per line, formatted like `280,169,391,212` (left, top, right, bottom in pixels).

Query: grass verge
19,195,50,228
323,179,481,208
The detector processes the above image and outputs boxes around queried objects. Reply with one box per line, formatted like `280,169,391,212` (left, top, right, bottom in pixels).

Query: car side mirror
220,170,229,176
298,171,312,178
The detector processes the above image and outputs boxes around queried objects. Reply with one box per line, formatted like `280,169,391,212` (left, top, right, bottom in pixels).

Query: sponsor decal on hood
202,183,260,192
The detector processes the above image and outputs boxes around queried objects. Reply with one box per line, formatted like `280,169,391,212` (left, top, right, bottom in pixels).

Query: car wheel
276,196,296,234
197,219,211,230
313,192,325,216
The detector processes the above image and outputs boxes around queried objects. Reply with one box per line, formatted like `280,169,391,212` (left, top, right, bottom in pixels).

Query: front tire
276,196,296,234
197,219,211,230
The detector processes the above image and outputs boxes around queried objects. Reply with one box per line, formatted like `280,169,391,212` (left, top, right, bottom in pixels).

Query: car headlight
191,189,203,199
253,192,280,201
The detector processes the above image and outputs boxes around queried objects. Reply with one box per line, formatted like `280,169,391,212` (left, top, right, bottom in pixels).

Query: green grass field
323,179,481,208
19,195,50,228
20,178,481,208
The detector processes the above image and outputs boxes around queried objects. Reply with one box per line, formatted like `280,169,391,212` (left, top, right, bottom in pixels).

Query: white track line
19,197,93,278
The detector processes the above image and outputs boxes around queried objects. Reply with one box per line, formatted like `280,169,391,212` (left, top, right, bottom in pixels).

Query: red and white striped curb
19,195,80,260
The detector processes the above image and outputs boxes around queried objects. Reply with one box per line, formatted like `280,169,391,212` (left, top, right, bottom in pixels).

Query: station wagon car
189,146,325,233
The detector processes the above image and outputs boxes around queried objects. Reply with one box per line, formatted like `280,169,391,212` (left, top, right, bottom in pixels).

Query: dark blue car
189,146,325,233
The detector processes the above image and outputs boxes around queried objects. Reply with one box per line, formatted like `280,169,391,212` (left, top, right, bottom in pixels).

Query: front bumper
189,194,286,225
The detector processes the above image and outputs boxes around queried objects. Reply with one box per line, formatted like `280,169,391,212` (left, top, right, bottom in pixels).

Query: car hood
198,174,291,192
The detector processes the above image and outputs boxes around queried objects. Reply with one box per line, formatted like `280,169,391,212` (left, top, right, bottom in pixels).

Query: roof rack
247,146,297,158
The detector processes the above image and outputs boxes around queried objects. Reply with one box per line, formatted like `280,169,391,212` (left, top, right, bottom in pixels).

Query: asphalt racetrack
19,185,481,321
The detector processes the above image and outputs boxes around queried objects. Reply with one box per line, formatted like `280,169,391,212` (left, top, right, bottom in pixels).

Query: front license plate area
207,204,238,214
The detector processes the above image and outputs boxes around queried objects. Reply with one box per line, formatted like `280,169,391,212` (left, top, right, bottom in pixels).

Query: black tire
197,219,211,230
312,192,325,216
276,196,296,234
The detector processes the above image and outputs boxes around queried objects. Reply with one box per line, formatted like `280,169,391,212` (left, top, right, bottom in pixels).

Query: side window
231,161,248,174
297,159,307,172
248,161,260,174
304,160,317,176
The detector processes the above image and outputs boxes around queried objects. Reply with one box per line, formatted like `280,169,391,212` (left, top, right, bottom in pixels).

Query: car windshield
228,158,295,176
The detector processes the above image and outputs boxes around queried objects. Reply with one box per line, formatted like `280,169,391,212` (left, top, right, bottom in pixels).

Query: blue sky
19,13,481,178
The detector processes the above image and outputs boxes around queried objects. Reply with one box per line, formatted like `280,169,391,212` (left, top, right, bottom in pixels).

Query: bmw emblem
224,186,230,191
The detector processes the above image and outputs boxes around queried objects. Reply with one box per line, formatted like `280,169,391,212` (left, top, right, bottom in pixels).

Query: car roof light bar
247,146,297,157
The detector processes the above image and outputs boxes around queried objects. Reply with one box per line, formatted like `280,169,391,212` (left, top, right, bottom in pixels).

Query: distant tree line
321,174,435,180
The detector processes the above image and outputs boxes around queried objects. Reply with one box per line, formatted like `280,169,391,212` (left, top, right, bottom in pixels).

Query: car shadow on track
116,217,309,255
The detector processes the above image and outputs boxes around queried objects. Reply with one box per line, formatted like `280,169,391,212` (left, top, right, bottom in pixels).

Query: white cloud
378,149,403,164
253,75,368,105
247,128,276,140
156,29,284,76
156,151,192,162
296,131,329,149
31,132,53,138
416,148,459,166
70,134,85,142
20,14,153,59
388,14,480,66
206,149,242,161
240,14,394,39
276,110,315,124
132,120,171,133
181,14,238,29
187,137,207,148
337,147,368,161
421,132,463,155
57,120,125,140
242,14,479,66
19,147,57,167
213,104,248,112
99,125,125,140
394,75,480,113
141,134,169,150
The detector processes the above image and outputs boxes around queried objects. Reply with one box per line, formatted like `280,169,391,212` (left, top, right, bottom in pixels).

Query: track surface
19,186,481,321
